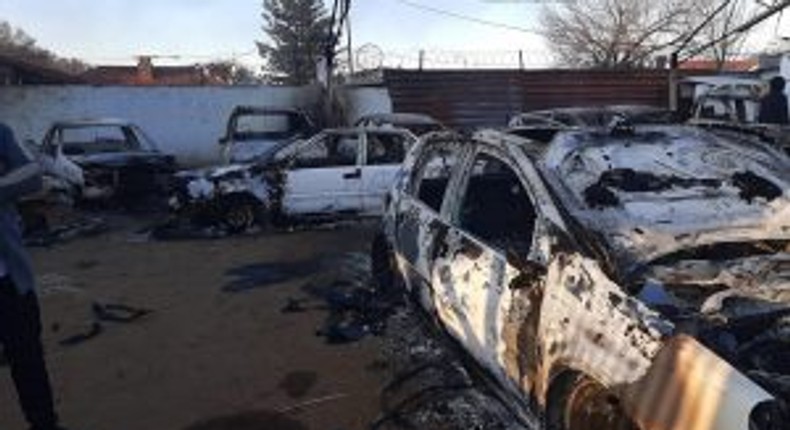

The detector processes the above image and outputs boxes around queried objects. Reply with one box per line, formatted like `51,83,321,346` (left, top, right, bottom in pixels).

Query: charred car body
170,127,417,232
355,112,446,136
373,124,790,429
35,119,175,205
219,106,315,164
508,106,675,129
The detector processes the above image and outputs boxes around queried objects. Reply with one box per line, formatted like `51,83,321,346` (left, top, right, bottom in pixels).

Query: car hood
542,127,790,272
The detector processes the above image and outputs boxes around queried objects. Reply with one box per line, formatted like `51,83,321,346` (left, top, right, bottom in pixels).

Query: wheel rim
225,204,254,230
564,378,635,430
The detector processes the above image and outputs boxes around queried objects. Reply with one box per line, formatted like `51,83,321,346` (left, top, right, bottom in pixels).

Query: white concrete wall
0,85,320,166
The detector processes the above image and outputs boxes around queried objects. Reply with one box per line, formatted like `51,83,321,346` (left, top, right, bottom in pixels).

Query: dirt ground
1,216,389,430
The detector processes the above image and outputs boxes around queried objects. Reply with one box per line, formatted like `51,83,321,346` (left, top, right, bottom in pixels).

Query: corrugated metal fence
383,69,674,128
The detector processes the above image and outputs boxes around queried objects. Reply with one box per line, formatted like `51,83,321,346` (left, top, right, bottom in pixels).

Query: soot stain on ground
182,410,308,430
278,370,319,398
222,259,320,292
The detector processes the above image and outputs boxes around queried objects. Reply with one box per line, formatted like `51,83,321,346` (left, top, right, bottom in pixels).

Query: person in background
0,122,66,430
758,76,789,125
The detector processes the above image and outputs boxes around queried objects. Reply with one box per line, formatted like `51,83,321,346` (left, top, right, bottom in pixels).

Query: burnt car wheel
547,373,638,430
221,194,264,233
371,233,401,298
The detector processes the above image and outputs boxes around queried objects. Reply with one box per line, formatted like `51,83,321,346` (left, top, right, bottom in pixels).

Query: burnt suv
372,125,790,429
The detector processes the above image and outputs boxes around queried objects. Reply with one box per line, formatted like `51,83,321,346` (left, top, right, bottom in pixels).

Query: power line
391,0,542,35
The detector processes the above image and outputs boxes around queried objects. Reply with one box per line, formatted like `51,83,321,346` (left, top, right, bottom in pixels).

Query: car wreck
219,106,315,164
34,119,176,206
688,82,790,155
169,127,416,232
355,112,446,136
373,124,790,429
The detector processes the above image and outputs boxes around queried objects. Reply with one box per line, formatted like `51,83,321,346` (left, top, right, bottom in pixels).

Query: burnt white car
219,106,315,164
171,127,417,231
373,125,790,429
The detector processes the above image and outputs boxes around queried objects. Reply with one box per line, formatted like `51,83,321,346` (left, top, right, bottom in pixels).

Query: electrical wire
391,0,542,35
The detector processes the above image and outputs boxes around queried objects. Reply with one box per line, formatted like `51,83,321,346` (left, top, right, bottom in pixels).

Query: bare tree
540,0,696,68
682,0,749,69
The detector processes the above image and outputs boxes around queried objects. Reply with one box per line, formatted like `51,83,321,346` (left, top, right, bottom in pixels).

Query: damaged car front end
37,119,176,206
374,125,790,429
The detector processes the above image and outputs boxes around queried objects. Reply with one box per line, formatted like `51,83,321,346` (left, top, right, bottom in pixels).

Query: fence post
419,50,425,71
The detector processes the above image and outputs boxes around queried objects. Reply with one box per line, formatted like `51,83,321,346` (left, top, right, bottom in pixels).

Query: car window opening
459,153,536,254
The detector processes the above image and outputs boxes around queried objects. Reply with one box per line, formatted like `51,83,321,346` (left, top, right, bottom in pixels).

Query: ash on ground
301,252,530,429
373,305,529,430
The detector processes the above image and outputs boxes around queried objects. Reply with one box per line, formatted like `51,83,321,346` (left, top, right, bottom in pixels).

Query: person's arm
0,123,42,204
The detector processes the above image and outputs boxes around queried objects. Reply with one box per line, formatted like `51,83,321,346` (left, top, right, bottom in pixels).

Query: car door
360,130,413,214
394,140,467,310
281,131,363,215
430,148,542,384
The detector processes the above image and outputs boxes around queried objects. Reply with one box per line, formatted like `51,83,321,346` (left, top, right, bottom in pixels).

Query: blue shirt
0,123,42,294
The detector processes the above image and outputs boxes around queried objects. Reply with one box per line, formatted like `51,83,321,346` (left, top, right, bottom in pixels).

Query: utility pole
345,0,354,75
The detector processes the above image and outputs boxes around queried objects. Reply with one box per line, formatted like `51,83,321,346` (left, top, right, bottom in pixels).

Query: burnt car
372,125,790,429
688,83,790,155
355,112,446,136
220,106,315,164
37,119,176,205
508,105,675,129
171,127,417,232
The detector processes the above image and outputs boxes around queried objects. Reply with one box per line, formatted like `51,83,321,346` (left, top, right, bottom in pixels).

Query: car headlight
750,400,788,430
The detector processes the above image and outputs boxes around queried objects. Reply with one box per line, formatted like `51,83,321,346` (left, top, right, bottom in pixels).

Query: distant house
679,57,759,72
81,56,235,86
0,53,82,85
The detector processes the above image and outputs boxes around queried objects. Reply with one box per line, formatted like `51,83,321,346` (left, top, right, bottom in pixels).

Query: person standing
758,76,789,125
0,122,65,430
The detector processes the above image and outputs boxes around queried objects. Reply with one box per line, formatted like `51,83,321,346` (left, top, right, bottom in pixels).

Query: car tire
371,233,401,299
221,194,265,234
545,372,638,430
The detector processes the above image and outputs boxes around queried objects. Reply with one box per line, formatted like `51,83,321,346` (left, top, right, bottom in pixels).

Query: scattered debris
24,215,108,247
58,301,152,347
59,321,103,347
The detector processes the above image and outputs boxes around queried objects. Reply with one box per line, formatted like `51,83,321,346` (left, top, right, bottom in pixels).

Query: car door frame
359,129,415,215
279,129,365,216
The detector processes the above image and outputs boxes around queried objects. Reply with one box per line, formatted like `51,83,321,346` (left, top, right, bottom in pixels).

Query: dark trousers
0,276,58,429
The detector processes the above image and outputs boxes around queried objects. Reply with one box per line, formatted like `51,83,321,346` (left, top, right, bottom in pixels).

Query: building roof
80,56,235,86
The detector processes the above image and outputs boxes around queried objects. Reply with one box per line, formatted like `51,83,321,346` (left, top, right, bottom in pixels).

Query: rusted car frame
373,126,790,429
36,119,176,205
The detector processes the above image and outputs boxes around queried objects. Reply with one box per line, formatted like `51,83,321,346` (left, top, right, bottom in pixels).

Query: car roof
51,118,136,128
230,106,308,115
358,112,441,125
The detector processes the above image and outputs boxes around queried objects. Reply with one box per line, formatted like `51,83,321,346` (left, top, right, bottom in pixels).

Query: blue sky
0,0,548,68
0,0,787,69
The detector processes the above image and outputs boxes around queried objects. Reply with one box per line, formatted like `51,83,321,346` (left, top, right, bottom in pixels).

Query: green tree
257,0,331,85
0,20,87,74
